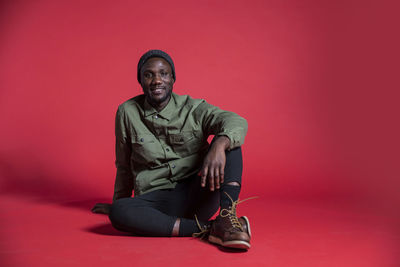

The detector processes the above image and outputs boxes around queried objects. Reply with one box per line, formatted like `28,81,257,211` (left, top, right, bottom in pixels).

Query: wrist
212,136,230,151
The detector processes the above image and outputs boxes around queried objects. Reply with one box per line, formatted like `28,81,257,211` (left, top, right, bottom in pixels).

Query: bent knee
226,181,240,186
108,198,130,223
108,197,148,223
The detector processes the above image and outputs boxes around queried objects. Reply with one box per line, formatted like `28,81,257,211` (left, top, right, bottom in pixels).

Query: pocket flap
169,132,195,145
132,134,156,143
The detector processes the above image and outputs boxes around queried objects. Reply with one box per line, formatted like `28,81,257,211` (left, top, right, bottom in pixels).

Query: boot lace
192,214,210,239
192,193,258,237
220,192,258,232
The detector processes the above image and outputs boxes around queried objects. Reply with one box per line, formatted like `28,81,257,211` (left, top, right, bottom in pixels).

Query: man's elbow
239,116,248,134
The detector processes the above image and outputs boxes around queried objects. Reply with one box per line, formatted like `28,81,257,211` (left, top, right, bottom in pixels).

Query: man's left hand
91,203,111,214
200,136,230,191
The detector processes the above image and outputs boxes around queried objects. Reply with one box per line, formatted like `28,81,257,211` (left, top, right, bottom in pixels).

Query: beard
145,87,172,107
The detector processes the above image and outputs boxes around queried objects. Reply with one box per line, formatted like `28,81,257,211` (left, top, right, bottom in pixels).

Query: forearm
113,167,134,201
114,107,133,200
210,135,231,151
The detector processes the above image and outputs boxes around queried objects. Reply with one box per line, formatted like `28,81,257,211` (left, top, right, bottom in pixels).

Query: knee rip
226,182,240,186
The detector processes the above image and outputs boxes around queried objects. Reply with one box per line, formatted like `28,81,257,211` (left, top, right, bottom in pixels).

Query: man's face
140,57,174,109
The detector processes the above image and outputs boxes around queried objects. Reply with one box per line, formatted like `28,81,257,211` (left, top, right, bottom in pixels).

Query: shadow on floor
84,223,134,236
0,154,110,212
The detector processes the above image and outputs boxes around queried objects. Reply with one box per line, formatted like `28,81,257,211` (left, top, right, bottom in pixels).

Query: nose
151,74,163,85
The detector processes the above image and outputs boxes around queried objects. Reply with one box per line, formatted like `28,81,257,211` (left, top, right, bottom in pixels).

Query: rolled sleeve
195,101,248,150
216,119,248,149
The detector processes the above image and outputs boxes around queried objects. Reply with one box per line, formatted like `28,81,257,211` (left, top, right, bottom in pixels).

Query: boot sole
208,235,251,250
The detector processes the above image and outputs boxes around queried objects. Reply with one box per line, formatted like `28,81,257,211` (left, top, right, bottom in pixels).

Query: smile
151,88,165,95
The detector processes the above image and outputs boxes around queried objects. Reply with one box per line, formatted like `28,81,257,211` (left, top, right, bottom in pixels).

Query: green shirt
113,92,248,200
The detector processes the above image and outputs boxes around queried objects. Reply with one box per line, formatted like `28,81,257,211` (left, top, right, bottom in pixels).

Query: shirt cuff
216,131,243,150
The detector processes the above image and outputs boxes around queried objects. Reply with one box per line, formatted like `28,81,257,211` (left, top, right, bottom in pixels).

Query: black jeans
108,147,243,236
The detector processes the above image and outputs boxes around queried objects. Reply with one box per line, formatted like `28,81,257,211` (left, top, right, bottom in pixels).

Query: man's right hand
91,203,112,215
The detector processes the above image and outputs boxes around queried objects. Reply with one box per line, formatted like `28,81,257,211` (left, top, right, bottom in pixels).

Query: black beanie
137,49,176,84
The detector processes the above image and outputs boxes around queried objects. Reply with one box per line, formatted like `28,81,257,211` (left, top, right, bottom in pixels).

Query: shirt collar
143,93,177,121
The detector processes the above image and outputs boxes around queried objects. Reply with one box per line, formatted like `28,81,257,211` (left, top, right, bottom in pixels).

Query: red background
1,0,399,266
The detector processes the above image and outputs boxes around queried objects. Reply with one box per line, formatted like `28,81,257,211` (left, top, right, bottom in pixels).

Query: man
92,49,251,250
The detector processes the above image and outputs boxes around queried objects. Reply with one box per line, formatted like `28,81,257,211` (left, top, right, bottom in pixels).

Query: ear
140,81,145,90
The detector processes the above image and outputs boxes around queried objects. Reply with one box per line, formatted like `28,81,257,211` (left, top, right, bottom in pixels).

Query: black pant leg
108,185,189,237
184,146,244,220
223,146,243,185
108,147,244,236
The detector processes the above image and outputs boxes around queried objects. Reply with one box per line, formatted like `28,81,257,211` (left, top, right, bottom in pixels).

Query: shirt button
140,138,144,142
154,115,158,119
166,148,170,152
171,164,176,169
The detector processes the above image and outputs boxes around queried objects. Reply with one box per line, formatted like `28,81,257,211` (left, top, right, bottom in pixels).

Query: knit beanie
137,49,176,84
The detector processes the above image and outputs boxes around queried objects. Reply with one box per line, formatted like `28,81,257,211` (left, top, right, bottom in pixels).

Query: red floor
1,192,398,267
1,1,398,266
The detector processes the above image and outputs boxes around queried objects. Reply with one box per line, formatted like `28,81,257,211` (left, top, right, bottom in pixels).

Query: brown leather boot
239,216,251,238
192,216,250,240
208,194,252,250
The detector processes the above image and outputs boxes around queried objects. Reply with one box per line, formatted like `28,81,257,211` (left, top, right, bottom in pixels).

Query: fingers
91,203,111,215
208,165,224,191
220,165,224,185
91,206,101,213
209,167,215,191
200,149,226,191
201,165,208,187
91,203,100,213
201,164,225,191
214,168,220,190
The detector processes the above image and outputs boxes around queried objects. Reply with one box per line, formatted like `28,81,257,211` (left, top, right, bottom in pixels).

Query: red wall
1,0,398,216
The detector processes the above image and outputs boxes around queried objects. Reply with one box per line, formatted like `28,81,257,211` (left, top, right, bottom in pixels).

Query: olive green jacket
113,92,248,200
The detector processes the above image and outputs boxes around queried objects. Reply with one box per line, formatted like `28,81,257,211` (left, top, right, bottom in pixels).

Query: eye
160,72,170,79
144,72,153,79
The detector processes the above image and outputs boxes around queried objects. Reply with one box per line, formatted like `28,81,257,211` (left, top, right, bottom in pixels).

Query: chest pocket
169,131,205,156
131,134,161,166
